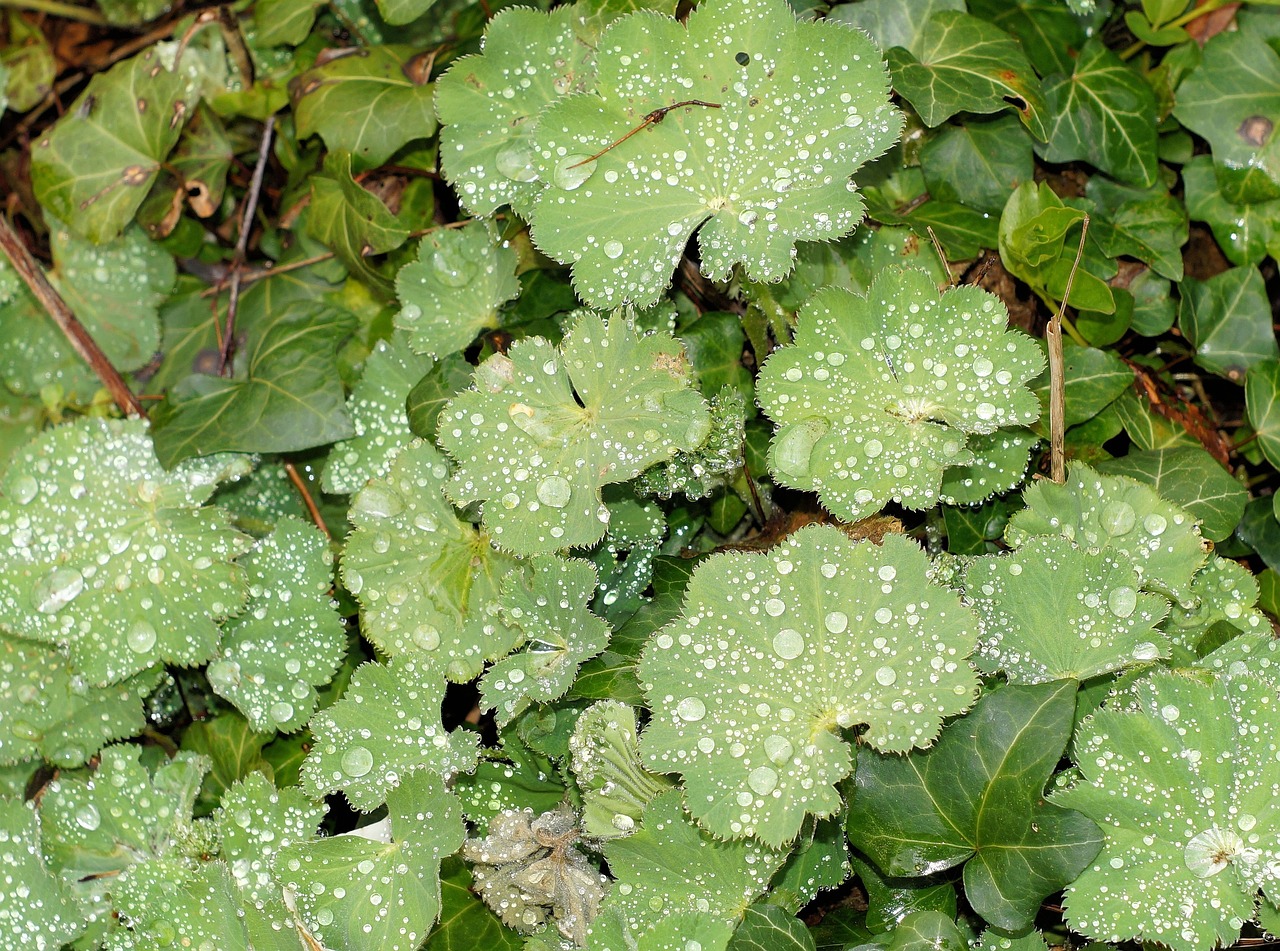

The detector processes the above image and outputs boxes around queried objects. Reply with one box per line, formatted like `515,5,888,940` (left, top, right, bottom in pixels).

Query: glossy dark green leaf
1097,448,1246,543
851,855,957,935
728,904,815,951
252,0,325,46
848,682,1102,932
179,712,272,815
1183,155,1280,268
1178,266,1278,383
1246,358,1280,470
825,0,963,57
919,116,1034,215
942,499,1012,556
1086,177,1187,281
966,0,1084,76
424,857,523,950
810,908,875,951
1237,496,1280,575
405,352,476,441
679,311,752,401
1028,341,1131,434
1112,390,1200,452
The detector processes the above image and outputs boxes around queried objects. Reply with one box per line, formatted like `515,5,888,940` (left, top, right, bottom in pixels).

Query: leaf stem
1046,214,1090,484
567,100,721,170
0,0,107,24
285,462,330,539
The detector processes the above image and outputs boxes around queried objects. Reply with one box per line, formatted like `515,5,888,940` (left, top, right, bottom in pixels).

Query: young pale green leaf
302,656,478,811
206,517,346,734
1054,670,1280,951
964,536,1170,684
0,634,161,767
481,557,611,725
529,0,901,309
1178,266,1278,383
640,526,979,847
322,332,435,494
0,797,85,951
439,312,710,555
0,418,249,685
1006,462,1209,602
1163,556,1267,652
1097,448,1247,544
757,268,1043,522
570,701,672,839
394,222,521,358
280,773,466,951
633,386,745,502
341,439,526,679
886,12,1048,138
849,682,1101,931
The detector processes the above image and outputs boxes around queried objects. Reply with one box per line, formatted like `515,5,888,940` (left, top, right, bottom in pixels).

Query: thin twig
199,251,337,298
567,100,721,169
1047,214,1090,484
924,226,953,286
0,217,146,418
217,115,276,376
284,462,330,539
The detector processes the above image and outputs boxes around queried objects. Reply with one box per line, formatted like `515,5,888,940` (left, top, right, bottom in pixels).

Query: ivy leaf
425,857,524,950
1097,448,1247,544
206,517,346,734
302,656,478,811
886,12,1048,138
1036,40,1158,187
964,536,1170,684
849,682,1101,931
640,526,979,847
0,418,249,685
481,557,611,725
1085,178,1187,281
435,5,595,218
280,773,466,951
341,440,526,679
322,331,435,495
919,115,1034,215
1178,266,1279,383
30,45,191,242
1028,342,1131,433
394,222,521,357
0,797,85,951
757,268,1043,523
293,46,435,170
826,0,964,58
727,903,814,951
454,728,567,833
151,300,356,467
1183,154,1280,268
528,0,901,309
1247,358,1280,470
439,312,710,555
850,855,956,934
1054,670,1279,951
0,634,161,767
570,700,673,839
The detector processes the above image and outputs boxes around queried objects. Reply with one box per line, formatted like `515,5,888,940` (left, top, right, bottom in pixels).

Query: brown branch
284,462,330,539
1047,214,1089,484
0,217,146,418
568,100,721,169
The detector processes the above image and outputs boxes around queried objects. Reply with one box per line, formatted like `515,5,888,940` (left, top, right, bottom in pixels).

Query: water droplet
1100,501,1136,536
413,625,441,650
341,746,374,778
764,735,793,764
772,628,805,660
353,486,402,520
1184,827,1242,878
431,242,479,288
603,240,624,259
495,140,538,182
553,155,595,190
9,474,38,504
676,697,707,721
1133,641,1160,661
536,475,572,508
270,701,295,723
1144,513,1167,536
33,567,84,614
875,666,897,686
126,620,157,654
75,803,101,831
1108,586,1137,619
748,766,778,795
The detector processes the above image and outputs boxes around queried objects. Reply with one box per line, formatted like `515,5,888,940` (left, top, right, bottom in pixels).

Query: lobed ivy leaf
0,797,84,951
529,0,902,308
1178,266,1278,383
849,682,1101,932
726,903,814,951
439,312,710,555
640,526,979,847
826,0,963,58
406,352,474,441
0,417,250,685
570,700,673,839
1085,177,1187,281
341,439,526,679
919,115,1034,216
425,857,524,951
481,557,611,725
454,728,567,834
850,855,956,934
206,517,346,734
394,222,521,358
302,656,478,811
1183,154,1280,267
757,268,1043,523
1247,357,1280,471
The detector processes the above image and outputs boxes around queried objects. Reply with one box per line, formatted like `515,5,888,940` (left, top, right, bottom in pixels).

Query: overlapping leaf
0,797,84,951
1178,266,1278,383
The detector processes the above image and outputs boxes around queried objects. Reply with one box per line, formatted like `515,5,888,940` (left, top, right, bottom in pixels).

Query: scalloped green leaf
341,439,526,679
302,656,478,811
110,854,248,950
849,682,1102,931
206,517,346,734
757,268,1043,522
481,557,611,725
0,797,85,951
1165,556,1268,654
937,428,1037,506
394,222,521,358
0,417,250,685
639,525,979,847
570,700,673,839
439,312,710,555
1096,447,1246,544
633,386,746,502
964,535,1170,684
528,0,901,308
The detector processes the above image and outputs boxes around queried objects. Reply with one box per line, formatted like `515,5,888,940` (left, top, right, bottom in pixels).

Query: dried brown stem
1047,214,1090,484
284,462,330,539
568,100,721,169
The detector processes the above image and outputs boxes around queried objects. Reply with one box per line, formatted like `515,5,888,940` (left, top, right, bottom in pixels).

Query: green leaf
862,910,966,951
1054,670,1278,951
826,0,964,58
528,0,901,308
302,656,478,811
766,815,851,915
850,856,956,934
886,11,1048,138
633,386,746,502
849,682,1101,931
1,12,55,114
279,773,466,951
1247,358,1280,470
341,439,526,678
30,45,192,242
111,853,249,949
1085,177,1187,281
425,857,524,950
1179,266,1278,384
919,116,1034,215
180,712,272,815
1164,556,1268,652
640,526,979,847
252,0,325,46
937,428,1038,506
1028,341,1131,433
728,903,815,951
375,0,441,26
151,301,357,467
1096,448,1246,544
394,222,521,357
0,797,85,951
570,700,672,839
406,352,474,441
292,46,436,171
964,535,1170,683
454,728,567,833
757,268,1043,522
0,418,249,685
1183,154,1280,268
440,312,710,555
967,0,1085,76
206,517,346,733
1036,40,1159,187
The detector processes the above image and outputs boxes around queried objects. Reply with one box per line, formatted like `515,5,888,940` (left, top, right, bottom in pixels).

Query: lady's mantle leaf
1054,670,1280,951
481,557,611,726
341,440,526,680
439,312,710,555
302,656,478,811
848,682,1102,932
757,269,1043,523
0,798,84,951
964,535,1170,684
529,0,901,309
570,701,672,839
0,418,249,685
639,525,979,847
206,517,346,734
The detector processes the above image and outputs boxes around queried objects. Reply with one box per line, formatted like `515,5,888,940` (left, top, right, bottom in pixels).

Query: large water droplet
875,666,898,686
603,240,624,259
495,140,539,183
341,746,375,778
1143,513,1167,536
772,628,805,660
1100,501,1136,536
764,734,793,764
553,155,595,190
270,701,295,723
1108,586,1137,619
33,567,84,614
536,475,572,508
676,697,706,722
748,766,778,795
353,485,402,520
126,620,157,654
75,803,101,831
825,611,848,634
9,474,38,505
